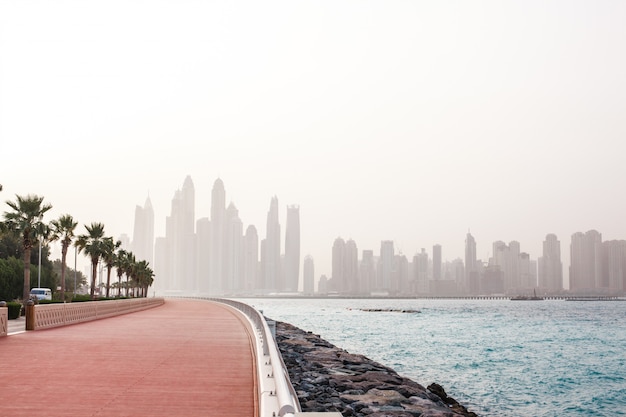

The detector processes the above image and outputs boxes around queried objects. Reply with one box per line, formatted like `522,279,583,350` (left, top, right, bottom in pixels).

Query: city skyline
130,175,624,295
2,1,625,290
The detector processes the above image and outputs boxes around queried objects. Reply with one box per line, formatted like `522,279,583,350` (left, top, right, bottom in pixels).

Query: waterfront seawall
275,320,478,417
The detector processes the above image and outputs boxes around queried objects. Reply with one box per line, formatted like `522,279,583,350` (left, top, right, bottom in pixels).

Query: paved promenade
0,299,257,416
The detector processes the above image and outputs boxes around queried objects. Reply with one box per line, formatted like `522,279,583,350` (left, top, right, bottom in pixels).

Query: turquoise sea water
238,298,626,417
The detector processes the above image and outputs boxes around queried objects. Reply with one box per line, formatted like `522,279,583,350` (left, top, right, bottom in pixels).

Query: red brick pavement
0,299,257,417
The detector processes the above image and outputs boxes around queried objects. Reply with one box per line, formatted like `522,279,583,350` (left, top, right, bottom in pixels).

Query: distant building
432,244,442,281
570,230,602,292
284,205,300,292
538,234,563,292
264,196,281,292
132,196,154,267
303,255,314,295
244,225,259,291
465,232,478,293
331,237,346,292
209,178,226,293
379,241,394,292
359,250,376,294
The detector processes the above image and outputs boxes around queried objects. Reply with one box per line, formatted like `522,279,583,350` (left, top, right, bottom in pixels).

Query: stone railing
26,298,164,331
0,302,7,337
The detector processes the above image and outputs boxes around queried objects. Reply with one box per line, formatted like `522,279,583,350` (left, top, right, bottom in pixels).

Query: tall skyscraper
570,230,602,292
465,232,478,293
602,240,626,292
180,176,196,292
414,248,429,294
538,233,563,292
196,217,211,293
209,178,226,292
224,202,243,292
359,250,376,295
284,205,300,292
303,255,314,295
131,196,154,267
244,225,259,291
379,240,394,292
345,239,359,294
331,237,346,292
264,196,281,292
433,244,442,281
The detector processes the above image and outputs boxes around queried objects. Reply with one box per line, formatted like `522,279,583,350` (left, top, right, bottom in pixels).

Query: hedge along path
0,299,258,417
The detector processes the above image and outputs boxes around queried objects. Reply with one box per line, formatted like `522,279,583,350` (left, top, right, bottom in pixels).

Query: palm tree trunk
23,248,31,302
60,245,68,301
106,267,112,298
90,260,98,299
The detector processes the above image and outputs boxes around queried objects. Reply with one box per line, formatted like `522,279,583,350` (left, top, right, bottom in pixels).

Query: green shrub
6,302,22,320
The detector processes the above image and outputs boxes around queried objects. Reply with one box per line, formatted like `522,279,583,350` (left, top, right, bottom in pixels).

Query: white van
30,288,52,301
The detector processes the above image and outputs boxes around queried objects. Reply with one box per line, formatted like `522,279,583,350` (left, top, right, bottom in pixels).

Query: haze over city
2,1,625,291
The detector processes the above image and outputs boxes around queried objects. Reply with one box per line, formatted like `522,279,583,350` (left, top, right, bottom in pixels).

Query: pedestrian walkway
0,299,257,417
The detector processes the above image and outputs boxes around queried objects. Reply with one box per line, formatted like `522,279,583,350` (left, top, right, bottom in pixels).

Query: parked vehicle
30,288,52,301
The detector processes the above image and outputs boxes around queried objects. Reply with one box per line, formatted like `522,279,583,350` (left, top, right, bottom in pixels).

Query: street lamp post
37,235,42,288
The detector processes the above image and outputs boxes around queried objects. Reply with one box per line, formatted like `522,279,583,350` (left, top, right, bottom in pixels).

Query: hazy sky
2,1,625,288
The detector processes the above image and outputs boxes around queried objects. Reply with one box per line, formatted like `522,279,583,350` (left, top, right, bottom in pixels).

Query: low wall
28,298,164,330
0,305,7,337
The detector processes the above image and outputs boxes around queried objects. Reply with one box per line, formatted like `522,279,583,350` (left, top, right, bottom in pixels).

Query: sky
1,1,625,289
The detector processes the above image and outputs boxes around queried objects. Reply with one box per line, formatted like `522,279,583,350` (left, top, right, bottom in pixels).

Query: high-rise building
284,205,300,292
570,230,602,292
209,178,226,293
413,248,429,294
331,237,346,292
224,202,243,292
359,250,376,294
196,217,210,293
602,240,626,293
244,225,259,291
465,232,478,293
132,196,154,268
538,234,563,292
264,196,281,292
162,177,196,293
303,255,314,295
394,254,409,295
345,239,359,294
433,244,442,281
379,241,394,292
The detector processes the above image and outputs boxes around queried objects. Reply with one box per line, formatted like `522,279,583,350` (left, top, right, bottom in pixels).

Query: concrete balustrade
26,298,164,331
0,302,7,336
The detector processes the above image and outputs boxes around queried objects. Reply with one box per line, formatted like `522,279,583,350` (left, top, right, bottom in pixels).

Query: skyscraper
345,239,358,294
359,250,375,295
379,240,394,292
264,196,281,292
465,232,478,293
196,217,211,293
433,244,442,281
570,230,602,292
224,202,243,292
131,196,154,268
538,234,563,292
303,255,314,295
244,225,259,291
331,237,346,292
284,205,300,292
209,178,226,292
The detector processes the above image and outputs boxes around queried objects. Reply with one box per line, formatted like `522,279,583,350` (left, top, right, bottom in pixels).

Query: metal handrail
203,297,301,417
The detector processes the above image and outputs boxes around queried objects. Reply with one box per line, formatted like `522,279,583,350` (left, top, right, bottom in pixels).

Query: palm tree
2,194,52,301
50,214,78,301
101,237,121,298
75,222,106,299
114,249,128,297
136,261,154,297
123,251,136,297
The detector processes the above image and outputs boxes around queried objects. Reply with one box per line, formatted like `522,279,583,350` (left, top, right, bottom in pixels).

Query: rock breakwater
275,320,478,417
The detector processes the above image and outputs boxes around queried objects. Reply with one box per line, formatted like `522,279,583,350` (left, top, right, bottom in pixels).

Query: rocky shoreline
275,320,478,417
